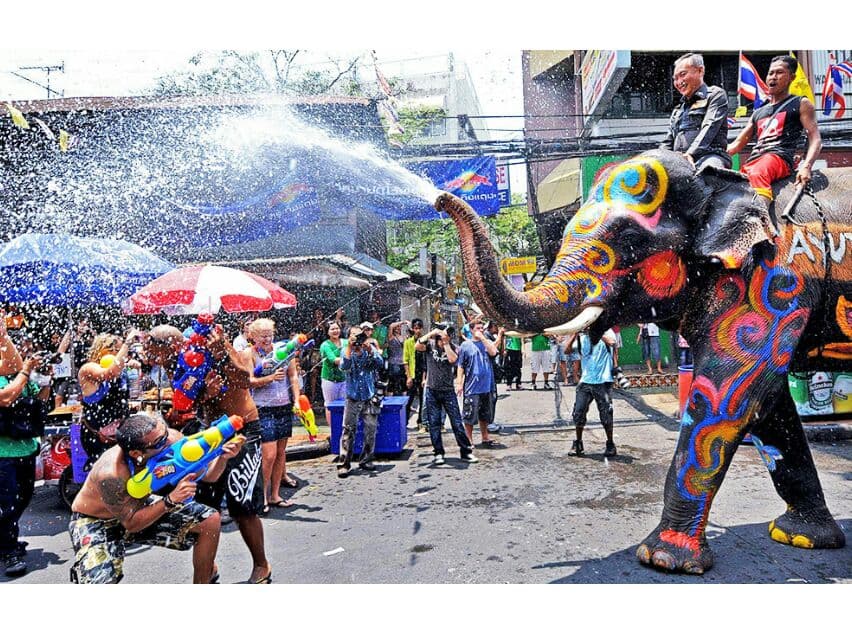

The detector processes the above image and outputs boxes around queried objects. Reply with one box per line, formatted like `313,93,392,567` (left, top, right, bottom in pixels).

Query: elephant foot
768,508,847,549
636,526,714,575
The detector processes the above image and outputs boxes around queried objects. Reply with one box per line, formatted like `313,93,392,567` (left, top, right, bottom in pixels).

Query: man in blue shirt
570,329,618,458
337,326,385,477
455,319,502,448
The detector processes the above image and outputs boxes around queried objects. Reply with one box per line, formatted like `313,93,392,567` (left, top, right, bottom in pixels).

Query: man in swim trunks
68,413,242,583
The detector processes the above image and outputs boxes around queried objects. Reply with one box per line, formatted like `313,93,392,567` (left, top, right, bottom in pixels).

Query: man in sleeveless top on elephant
727,55,822,211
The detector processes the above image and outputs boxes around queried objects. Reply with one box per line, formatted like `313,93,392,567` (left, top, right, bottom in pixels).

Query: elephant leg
750,389,846,550
636,387,750,575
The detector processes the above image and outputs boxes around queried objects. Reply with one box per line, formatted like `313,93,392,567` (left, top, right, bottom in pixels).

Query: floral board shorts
68,498,216,584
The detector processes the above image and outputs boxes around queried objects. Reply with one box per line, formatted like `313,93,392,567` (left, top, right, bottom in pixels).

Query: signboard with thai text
580,50,631,130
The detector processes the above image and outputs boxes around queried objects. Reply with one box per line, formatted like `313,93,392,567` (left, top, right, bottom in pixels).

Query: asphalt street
4,381,850,585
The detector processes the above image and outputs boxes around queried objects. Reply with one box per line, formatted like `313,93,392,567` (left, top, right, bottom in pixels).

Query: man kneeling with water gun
68,412,244,584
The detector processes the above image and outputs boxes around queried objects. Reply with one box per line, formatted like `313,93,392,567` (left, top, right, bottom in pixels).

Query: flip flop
269,499,295,508
282,476,298,488
252,571,272,584
260,504,271,516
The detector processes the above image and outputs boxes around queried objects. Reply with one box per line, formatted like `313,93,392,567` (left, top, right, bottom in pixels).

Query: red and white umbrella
123,265,297,315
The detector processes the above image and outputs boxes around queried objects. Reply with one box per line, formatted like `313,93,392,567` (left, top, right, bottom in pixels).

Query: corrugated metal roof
212,252,409,283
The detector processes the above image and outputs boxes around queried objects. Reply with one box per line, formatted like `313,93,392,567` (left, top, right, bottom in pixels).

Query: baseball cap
359,321,374,330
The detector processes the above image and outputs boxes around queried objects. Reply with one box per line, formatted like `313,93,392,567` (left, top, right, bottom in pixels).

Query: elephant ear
691,166,776,269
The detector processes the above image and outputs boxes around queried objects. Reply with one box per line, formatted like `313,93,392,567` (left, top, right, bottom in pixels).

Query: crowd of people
1,284,701,583
0,303,526,582
0,52,822,584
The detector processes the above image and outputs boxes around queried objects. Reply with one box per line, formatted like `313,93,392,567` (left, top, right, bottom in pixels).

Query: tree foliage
383,105,446,147
387,193,540,273
152,50,365,97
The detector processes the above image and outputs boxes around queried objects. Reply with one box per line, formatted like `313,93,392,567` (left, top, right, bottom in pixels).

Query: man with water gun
194,322,272,584
68,413,244,584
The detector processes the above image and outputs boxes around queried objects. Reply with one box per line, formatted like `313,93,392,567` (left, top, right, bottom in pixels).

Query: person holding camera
416,325,477,466
570,329,618,458
0,311,49,577
455,319,502,448
337,326,385,478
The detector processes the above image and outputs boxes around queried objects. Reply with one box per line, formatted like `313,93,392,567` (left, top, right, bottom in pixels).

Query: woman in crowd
319,321,347,427
248,318,300,512
77,330,140,471
385,321,407,396
0,312,48,577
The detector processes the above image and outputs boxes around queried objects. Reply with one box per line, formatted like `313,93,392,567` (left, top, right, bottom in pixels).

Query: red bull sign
408,156,502,216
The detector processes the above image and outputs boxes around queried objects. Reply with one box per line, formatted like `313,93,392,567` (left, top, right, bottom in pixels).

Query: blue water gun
253,335,314,376
125,415,244,499
173,314,227,412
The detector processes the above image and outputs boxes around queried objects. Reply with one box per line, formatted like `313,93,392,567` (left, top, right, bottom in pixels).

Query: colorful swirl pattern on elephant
436,149,850,574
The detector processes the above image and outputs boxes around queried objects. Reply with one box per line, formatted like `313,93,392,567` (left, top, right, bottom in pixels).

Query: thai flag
822,61,846,119
834,60,852,78
727,116,737,127
738,53,769,108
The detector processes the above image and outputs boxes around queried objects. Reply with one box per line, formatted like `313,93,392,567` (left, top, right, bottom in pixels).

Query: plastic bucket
678,365,694,416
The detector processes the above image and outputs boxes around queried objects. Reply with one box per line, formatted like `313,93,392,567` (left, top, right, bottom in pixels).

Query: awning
536,158,581,213
213,253,409,288
529,51,575,79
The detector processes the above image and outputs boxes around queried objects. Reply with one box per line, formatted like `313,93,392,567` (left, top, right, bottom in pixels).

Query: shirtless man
196,327,272,584
68,413,243,583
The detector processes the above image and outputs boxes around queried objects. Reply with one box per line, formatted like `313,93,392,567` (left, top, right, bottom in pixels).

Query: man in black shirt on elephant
661,52,731,170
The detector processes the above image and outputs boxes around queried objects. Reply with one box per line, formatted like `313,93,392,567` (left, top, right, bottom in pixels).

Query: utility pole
12,62,65,98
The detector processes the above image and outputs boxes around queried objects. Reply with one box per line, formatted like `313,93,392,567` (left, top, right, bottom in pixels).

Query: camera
353,331,369,347
371,379,387,408
612,366,631,390
433,322,447,331
33,350,62,374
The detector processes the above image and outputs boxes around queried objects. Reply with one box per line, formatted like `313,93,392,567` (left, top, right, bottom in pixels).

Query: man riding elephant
436,148,849,574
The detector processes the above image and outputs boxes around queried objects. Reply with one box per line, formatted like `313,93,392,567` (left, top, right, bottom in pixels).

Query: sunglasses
144,428,170,451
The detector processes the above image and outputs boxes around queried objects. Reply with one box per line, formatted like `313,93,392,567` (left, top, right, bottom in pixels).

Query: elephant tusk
543,306,605,335
503,330,535,338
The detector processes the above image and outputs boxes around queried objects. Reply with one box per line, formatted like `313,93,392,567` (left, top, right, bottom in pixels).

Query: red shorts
741,154,791,200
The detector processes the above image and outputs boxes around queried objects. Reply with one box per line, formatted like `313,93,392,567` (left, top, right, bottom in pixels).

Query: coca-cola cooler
788,372,852,418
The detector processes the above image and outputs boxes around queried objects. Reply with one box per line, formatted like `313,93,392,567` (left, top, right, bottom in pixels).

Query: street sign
500,256,537,275
496,162,511,207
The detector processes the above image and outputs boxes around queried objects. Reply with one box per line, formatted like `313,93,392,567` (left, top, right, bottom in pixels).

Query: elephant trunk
435,192,575,332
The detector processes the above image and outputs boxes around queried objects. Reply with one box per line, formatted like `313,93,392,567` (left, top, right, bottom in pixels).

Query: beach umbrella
123,264,297,315
0,233,173,306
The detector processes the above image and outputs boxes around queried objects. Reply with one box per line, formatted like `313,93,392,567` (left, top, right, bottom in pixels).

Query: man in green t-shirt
529,333,553,390
503,334,523,390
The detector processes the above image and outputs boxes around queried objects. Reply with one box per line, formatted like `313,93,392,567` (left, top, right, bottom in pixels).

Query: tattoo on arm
99,476,140,520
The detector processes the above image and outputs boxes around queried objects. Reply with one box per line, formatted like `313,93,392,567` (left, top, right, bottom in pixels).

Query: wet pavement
4,383,850,584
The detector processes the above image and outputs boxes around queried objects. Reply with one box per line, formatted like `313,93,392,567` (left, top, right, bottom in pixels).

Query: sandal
282,476,298,489
268,499,295,508
252,571,272,584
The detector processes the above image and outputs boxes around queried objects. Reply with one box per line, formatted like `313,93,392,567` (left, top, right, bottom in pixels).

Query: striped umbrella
124,265,296,315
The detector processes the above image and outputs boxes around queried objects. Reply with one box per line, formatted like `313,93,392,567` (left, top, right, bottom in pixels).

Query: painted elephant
436,149,850,574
